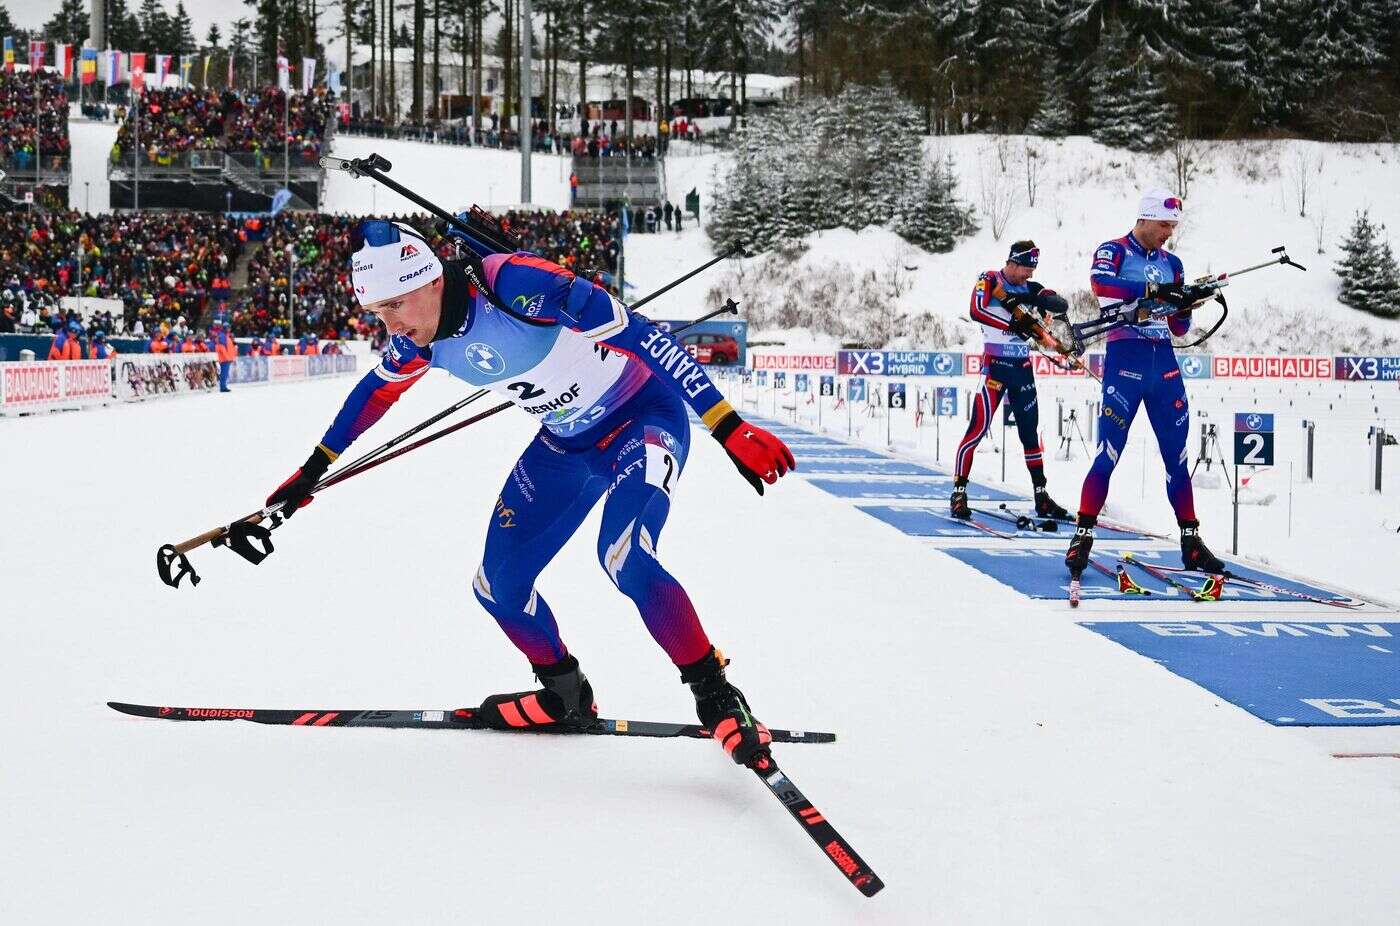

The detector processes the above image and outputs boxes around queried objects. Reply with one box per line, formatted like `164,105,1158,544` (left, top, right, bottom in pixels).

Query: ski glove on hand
711,411,796,495
1007,309,1040,340
1148,281,1214,310
1031,289,1070,316
267,446,334,517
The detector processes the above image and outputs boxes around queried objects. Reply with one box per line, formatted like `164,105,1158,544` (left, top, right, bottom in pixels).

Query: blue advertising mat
942,547,1348,602
776,438,849,447
1081,620,1400,726
791,447,888,460
859,507,1151,541
808,477,1020,503
799,460,941,476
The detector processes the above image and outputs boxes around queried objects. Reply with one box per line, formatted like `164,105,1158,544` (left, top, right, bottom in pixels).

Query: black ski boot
1065,514,1096,576
1034,485,1070,520
1179,520,1226,574
681,648,771,766
949,483,971,520
477,653,598,730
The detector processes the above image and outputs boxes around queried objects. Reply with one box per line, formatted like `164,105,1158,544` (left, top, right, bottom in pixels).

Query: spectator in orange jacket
149,332,169,353
211,319,237,392
88,330,118,359
48,321,82,360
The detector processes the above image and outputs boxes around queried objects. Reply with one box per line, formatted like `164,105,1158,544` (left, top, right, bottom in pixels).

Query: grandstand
107,86,335,211
0,70,71,209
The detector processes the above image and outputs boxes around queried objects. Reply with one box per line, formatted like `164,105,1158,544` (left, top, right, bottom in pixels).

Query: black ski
749,753,885,897
106,701,835,744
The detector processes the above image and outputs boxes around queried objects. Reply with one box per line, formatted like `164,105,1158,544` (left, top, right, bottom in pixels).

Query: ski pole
156,306,744,589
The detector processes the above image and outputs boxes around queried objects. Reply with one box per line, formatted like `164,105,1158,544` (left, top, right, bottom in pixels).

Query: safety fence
1,352,357,416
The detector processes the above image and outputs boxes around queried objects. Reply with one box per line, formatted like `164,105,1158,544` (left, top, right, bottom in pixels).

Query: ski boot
1065,514,1096,577
1034,485,1070,520
1179,520,1226,574
681,648,771,766
949,483,971,520
477,653,598,730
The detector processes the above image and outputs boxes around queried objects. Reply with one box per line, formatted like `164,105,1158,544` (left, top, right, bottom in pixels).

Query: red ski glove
710,411,796,495
266,446,334,517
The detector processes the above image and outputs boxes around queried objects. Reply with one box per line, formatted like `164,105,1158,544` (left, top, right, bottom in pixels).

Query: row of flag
2,38,324,95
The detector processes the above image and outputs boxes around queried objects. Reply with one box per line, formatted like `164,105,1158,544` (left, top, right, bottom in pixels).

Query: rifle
1071,246,1307,350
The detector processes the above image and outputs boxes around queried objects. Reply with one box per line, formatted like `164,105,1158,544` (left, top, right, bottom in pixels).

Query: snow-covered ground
635,136,1400,354
66,118,117,214
3,368,1400,923
325,133,574,213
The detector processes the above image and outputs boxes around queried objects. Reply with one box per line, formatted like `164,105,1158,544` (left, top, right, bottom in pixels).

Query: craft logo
466,342,505,374
399,242,420,260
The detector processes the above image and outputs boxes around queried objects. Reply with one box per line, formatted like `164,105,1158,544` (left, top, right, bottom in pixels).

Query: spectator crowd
111,87,229,161
0,210,243,336
0,70,71,174
2,204,637,354
110,85,336,167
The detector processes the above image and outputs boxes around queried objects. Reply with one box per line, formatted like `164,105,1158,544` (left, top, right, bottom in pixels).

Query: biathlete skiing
1065,189,1226,579
264,217,796,767
951,240,1072,520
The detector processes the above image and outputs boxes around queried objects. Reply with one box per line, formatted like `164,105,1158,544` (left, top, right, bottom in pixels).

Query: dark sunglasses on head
352,219,431,252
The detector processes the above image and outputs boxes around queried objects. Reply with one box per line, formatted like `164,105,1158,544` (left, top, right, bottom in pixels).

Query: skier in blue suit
266,220,795,766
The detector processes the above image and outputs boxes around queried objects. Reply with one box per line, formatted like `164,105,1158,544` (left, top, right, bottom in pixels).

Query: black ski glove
267,445,334,517
1007,309,1040,340
1031,289,1070,316
1148,281,1214,310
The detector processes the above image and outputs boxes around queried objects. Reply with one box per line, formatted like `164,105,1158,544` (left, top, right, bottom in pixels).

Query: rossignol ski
107,702,835,744
748,752,884,897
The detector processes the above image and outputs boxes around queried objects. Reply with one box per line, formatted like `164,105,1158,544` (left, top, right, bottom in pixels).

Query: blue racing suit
316,252,742,668
1078,232,1196,521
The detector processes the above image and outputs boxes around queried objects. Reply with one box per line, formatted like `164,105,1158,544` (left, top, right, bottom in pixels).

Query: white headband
351,223,444,306
1137,188,1183,222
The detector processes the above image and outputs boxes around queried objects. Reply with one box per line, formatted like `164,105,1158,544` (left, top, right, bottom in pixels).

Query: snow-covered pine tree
1335,210,1383,314
1027,61,1074,137
1296,0,1388,137
1371,234,1400,320
1087,19,1177,152
898,155,977,252
707,80,975,255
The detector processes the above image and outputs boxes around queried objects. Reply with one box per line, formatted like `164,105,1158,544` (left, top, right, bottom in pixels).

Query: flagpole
284,73,290,204
133,80,140,212
34,51,40,213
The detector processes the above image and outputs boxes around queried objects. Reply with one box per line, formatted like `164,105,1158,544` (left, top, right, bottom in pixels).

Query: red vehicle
682,333,740,365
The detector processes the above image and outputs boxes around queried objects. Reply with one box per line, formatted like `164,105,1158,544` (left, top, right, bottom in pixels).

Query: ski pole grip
173,514,264,554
